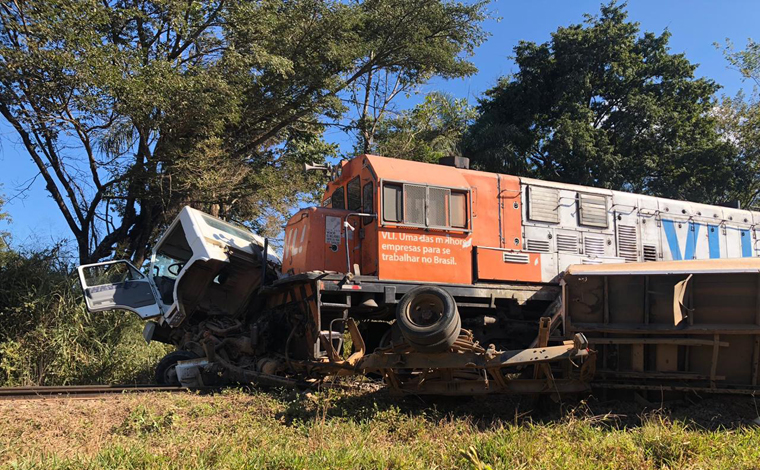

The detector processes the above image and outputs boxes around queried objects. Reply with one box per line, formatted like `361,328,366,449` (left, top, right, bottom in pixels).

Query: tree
0,190,8,250
347,1,487,154
715,39,760,208
713,93,760,208
465,1,744,204
370,91,476,162
720,38,760,86
0,0,487,265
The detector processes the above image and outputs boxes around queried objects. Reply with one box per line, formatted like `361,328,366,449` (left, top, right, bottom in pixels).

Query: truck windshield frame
380,179,471,233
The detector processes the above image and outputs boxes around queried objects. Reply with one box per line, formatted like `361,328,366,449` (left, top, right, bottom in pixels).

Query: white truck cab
77,207,281,330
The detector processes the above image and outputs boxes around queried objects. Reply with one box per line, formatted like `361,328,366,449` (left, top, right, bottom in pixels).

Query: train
76,154,760,395
285,154,759,284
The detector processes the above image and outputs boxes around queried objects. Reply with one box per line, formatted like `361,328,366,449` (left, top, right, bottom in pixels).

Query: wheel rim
163,363,179,385
405,293,445,328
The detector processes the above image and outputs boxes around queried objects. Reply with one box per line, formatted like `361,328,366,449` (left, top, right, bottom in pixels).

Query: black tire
155,350,197,385
396,286,461,353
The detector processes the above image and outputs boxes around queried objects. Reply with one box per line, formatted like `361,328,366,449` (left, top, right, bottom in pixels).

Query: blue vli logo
662,220,752,260
662,220,699,260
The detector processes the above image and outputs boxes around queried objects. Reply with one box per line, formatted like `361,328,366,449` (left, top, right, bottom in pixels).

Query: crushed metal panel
160,207,280,325
672,274,692,325
646,275,681,325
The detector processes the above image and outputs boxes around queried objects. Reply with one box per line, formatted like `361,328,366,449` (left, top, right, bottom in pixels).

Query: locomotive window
383,184,402,222
578,193,608,228
404,184,427,225
451,192,467,228
331,186,345,209
362,182,374,214
347,176,361,211
382,182,469,230
428,187,450,227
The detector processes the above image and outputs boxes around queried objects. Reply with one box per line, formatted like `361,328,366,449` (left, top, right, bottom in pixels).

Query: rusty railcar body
76,155,760,396
564,258,760,394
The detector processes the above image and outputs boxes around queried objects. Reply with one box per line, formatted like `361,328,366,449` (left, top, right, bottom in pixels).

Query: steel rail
0,384,186,400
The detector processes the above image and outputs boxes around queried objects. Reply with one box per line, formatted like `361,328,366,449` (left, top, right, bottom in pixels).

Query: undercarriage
155,273,593,396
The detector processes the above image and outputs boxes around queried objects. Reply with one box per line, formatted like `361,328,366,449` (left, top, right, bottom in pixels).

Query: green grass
2,387,760,469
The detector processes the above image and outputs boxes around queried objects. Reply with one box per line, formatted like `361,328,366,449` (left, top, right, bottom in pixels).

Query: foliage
370,91,476,163
0,191,8,250
713,93,760,209
0,246,169,386
0,0,488,265
716,39,760,209
346,0,488,153
719,38,760,87
465,1,746,205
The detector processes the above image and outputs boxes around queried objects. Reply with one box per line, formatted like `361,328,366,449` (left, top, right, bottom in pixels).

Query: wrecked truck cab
77,206,281,330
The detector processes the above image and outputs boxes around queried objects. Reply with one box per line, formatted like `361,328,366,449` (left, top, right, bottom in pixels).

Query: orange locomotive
283,155,530,285
272,155,564,372
274,155,574,368
284,154,760,286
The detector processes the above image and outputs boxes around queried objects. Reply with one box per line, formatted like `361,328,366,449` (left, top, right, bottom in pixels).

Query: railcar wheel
155,351,197,385
396,286,461,353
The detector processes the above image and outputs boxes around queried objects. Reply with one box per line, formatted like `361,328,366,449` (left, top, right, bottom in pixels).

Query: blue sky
1,0,759,249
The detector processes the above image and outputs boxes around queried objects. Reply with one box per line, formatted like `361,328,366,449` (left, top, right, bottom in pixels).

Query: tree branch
0,103,82,238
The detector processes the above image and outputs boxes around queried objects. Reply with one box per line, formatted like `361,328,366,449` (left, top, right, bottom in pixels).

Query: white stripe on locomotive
517,177,759,282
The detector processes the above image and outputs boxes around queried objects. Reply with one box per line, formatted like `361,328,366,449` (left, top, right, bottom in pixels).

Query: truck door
77,260,161,319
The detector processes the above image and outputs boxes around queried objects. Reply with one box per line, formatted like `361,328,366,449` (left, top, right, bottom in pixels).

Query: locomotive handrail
609,202,638,210
497,188,521,196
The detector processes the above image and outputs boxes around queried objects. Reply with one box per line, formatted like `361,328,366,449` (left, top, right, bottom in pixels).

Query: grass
2,386,760,469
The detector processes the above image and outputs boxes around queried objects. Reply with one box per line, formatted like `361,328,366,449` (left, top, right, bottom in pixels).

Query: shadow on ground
253,381,760,431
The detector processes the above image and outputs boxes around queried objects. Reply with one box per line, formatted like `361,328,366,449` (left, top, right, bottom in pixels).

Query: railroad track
0,384,186,400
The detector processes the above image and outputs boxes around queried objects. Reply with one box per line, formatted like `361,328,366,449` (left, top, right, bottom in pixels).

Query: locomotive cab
282,155,559,285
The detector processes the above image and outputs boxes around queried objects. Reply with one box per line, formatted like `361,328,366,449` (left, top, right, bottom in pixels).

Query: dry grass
1,388,760,469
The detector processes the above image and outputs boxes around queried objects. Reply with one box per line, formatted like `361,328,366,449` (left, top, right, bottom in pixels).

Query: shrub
0,246,170,386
